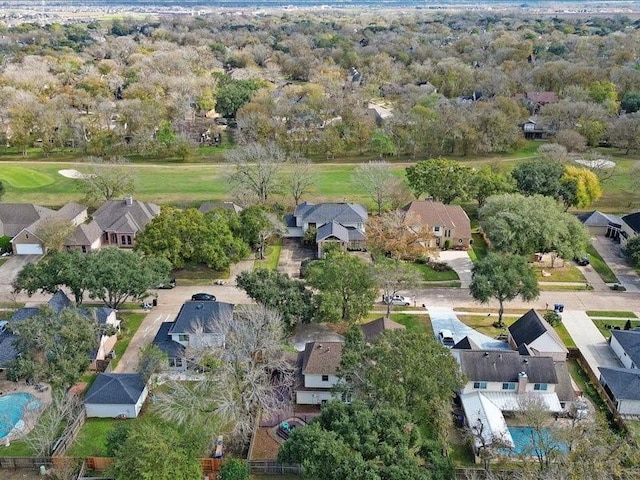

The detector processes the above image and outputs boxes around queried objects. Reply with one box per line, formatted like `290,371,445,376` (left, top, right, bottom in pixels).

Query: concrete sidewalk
561,310,621,375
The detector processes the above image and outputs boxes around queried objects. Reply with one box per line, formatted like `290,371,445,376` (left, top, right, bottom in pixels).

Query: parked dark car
191,293,216,302
575,256,590,266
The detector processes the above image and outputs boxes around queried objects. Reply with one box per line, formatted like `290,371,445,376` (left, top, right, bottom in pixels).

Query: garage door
14,244,44,255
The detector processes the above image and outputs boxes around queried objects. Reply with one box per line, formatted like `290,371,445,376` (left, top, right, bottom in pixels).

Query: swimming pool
0,393,42,440
506,426,568,456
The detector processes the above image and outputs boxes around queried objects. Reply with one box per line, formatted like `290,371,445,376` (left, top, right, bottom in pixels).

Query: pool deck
0,379,52,442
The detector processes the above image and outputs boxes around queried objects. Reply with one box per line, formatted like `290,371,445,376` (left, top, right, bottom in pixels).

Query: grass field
534,265,586,283
110,313,145,370
390,313,431,334
586,244,619,284
67,418,119,457
254,239,282,270
591,319,637,339
586,310,637,318
469,232,488,263
412,262,460,281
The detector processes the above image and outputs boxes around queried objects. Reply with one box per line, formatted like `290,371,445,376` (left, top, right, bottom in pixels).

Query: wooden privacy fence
51,407,87,457
248,460,302,475
0,457,52,469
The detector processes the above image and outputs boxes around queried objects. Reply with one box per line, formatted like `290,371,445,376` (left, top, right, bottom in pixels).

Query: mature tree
625,235,640,267
538,143,568,163
352,160,404,215
154,306,294,448
35,217,75,253
621,92,640,113
225,142,288,204
23,392,83,457
338,329,464,446
515,397,564,470
217,459,249,480
85,248,171,309
135,207,250,269
138,344,168,383
6,307,98,388
368,130,396,158
76,157,135,205
561,165,602,209
554,129,588,153
469,165,515,207
109,419,205,480
237,206,286,260
479,194,589,263
215,76,263,118
607,114,640,154
373,258,422,317
279,401,433,480
305,249,377,323
236,269,317,328
511,159,565,198
366,210,436,260
285,157,315,206
13,250,89,304
405,158,472,203
469,253,539,327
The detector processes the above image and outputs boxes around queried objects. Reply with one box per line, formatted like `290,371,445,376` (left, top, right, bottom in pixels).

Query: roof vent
483,352,489,357
317,344,322,349
196,304,203,309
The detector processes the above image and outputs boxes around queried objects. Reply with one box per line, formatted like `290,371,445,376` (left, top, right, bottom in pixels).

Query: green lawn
172,263,230,284
0,165,56,188
567,359,608,415
110,313,145,369
538,284,593,292
534,265,586,283
411,262,460,281
554,323,576,348
625,420,640,444
390,313,431,334
586,310,637,318
591,319,636,339
66,418,119,457
457,314,516,338
469,232,488,263
0,440,33,457
585,244,619,284
254,239,282,271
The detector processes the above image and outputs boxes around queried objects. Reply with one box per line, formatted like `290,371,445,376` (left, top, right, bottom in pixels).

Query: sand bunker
58,169,91,179
575,158,616,169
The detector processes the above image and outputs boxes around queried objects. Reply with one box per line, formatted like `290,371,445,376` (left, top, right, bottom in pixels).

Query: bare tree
366,210,437,261
465,417,513,471
537,143,568,163
225,142,288,205
373,258,422,317
154,305,294,449
77,156,135,205
352,161,403,215
23,391,83,457
516,395,563,470
286,156,315,206
35,217,75,253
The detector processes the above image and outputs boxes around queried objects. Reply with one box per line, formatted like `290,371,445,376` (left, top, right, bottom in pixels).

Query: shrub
428,261,453,272
544,310,562,326
0,235,10,253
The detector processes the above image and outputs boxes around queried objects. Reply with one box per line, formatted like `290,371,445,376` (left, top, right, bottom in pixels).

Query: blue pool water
0,393,42,440
507,426,568,456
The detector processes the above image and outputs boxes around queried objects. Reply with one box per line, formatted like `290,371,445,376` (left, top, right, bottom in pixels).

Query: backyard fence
51,407,87,457
0,456,52,469
248,460,302,475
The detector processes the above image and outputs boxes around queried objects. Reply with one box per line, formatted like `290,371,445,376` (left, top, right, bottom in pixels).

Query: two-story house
295,341,344,405
285,202,367,257
152,300,234,372
402,200,471,250
599,329,640,416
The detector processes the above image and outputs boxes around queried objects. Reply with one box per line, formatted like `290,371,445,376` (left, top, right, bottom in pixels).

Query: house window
178,334,189,342
321,375,329,382
534,383,548,391
502,382,516,390
82,246,87,253
126,235,132,245
473,382,487,390
434,226,440,232
169,358,183,368
458,239,463,244
110,233,117,243
445,230,451,237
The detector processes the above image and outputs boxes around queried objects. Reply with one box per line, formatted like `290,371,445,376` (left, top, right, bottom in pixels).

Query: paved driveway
590,235,640,292
0,254,42,286
278,238,313,279
427,306,511,350
435,251,473,288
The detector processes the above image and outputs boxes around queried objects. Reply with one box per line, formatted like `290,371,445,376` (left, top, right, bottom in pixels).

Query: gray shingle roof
11,291,72,322
508,309,566,352
622,212,640,234
300,341,344,375
294,202,367,225
316,221,349,242
84,373,146,405
93,198,159,234
0,331,18,367
199,202,243,214
576,210,622,228
170,301,234,335
152,322,186,358
65,220,103,247
57,202,87,221
599,367,640,401
360,317,405,342
0,203,56,237
78,306,116,325
457,350,558,384
611,329,640,367
453,336,480,350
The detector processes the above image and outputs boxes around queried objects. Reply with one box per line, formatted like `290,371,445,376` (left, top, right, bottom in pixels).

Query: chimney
517,371,528,394
125,196,133,206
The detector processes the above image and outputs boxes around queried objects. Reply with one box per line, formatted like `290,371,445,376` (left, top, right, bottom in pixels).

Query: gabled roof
93,198,159,234
78,306,116,325
553,361,576,404
599,367,640,401
508,309,568,353
316,222,364,243
611,329,640,367
576,210,622,228
170,301,234,335
403,200,471,239
0,203,56,237
453,336,481,350
48,290,72,312
622,212,640,234
525,91,558,104
199,202,243,215
360,317,405,342
460,391,514,449
57,202,87,221
457,350,558,384
301,341,344,375
294,202,367,226
84,373,146,405
65,220,103,246
152,322,186,359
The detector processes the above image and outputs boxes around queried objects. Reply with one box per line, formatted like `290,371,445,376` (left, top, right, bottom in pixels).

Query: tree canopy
511,159,565,198
405,158,471,203
469,252,539,327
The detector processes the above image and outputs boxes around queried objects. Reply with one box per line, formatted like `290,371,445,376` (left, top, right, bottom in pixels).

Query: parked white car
383,295,411,306
438,329,455,348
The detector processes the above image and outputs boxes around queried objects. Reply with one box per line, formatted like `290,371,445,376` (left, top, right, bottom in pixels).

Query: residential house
615,211,640,246
295,341,344,405
84,372,149,418
367,101,393,123
402,200,472,250
598,367,640,416
285,202,367,257
508,309,569,362
64,221,103,253
0,203,56,255
93,197,160,248
152,300,234,371
0,321,18,374
576,210,624,237
521,116,552,140
609,329,640,370
515,91,558,114
360,317,405,343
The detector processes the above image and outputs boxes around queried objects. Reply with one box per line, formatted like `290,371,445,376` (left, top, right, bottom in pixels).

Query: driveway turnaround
437,251,473,288
427,306,510,350
590,235,640,292
561,310,621,374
